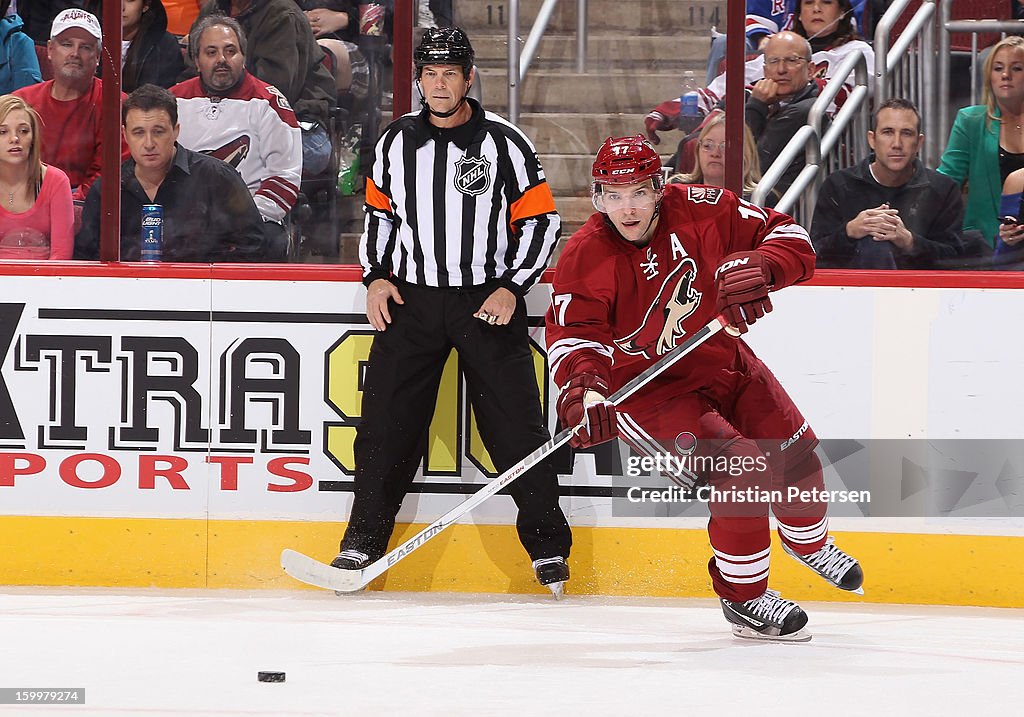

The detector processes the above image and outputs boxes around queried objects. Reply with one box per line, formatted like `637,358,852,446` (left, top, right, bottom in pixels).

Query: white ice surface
0,587,1021,717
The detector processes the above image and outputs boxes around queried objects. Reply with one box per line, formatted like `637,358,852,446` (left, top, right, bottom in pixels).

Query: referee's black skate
720,589,811,642
783,537,864,595
329,549,370,595
533,557,569,599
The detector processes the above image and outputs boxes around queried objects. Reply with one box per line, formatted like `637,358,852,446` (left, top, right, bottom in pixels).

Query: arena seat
887,0,1008,53
34,43,53,81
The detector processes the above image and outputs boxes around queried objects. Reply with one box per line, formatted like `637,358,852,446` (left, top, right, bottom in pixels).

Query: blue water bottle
679,70,701,132
140,204,163,262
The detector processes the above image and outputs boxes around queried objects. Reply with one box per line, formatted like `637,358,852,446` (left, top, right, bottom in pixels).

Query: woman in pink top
0,94,74,259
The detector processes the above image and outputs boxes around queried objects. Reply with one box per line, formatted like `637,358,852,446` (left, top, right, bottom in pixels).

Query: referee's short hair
123,84,179,127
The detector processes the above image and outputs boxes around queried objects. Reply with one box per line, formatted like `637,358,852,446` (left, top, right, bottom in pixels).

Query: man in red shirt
14,8,123,203
546,136,864,642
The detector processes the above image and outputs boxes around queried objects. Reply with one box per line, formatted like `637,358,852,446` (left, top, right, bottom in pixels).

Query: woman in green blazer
938,36,1024,247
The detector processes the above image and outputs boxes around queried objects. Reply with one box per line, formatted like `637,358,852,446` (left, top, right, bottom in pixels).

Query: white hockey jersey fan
172,73,302,223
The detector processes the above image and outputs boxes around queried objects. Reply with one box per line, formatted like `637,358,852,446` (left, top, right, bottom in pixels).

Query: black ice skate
720,589,811,642
783,537,864,595
532,557,569,599
329,549,370,595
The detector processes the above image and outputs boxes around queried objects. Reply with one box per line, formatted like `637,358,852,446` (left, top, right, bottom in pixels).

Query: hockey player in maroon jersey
546,135,863,641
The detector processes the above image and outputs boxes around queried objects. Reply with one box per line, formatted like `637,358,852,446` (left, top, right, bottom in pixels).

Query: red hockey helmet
591,135,663,188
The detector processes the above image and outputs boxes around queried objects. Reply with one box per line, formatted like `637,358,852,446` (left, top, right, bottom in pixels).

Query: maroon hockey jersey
546,184,814,402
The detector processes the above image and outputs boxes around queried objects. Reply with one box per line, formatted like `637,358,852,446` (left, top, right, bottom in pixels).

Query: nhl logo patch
454,156,492,196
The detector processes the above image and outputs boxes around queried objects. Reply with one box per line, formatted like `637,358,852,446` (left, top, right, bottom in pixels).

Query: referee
333,27,572,595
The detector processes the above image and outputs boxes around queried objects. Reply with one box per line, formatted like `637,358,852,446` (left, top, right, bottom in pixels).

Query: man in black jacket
75,84,266,262
744,31,823,198
810,98,964,269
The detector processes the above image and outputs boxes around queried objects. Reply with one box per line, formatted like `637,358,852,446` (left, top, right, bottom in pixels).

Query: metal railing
753,0,945,222
751,124,820,217
874,0,938,164
751,50,871,220
936,5,1024,158
507,0,589,123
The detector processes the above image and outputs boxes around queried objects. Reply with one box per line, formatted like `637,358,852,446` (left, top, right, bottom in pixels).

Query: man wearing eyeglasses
744,31,824,199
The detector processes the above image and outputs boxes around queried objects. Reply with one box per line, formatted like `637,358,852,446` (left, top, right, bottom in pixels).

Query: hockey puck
258,671,286,683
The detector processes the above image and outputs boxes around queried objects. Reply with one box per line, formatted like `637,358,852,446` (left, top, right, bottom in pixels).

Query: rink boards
0,265,1022,607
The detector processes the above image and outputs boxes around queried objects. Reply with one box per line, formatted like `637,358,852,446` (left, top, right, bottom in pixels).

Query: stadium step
478,68,693,115
517,113,651,155
457,0,726,36
470,33,711,70
456,0,725,245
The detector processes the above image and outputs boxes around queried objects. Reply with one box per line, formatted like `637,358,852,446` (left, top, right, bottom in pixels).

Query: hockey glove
715,251,773,335
643,99,680,145
556,374,617,448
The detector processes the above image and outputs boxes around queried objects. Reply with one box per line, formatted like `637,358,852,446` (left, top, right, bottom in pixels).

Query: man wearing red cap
14,8,125,203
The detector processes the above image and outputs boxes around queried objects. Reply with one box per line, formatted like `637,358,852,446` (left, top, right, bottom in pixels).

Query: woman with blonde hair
0,94,74,259
938,35,1024,247
669,111,763,199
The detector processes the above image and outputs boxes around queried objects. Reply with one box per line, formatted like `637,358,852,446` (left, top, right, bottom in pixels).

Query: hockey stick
282,315,738,592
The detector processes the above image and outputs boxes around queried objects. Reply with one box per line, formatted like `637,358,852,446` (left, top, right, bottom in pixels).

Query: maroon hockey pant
617,344,827,602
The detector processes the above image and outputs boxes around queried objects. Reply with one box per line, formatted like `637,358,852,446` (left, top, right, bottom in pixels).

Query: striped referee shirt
360,99,560,295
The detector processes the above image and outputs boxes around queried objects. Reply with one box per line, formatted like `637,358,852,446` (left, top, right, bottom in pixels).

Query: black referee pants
340,282,572,563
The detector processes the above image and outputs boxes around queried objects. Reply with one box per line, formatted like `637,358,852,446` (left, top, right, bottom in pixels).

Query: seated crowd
649,0,1024,270
0,0,1022,270
0,0,393,262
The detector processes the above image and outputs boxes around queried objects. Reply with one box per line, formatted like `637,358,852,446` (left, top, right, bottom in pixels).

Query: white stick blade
281,549,366,592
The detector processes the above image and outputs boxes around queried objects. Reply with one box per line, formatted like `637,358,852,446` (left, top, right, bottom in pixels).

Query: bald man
744,31,825,199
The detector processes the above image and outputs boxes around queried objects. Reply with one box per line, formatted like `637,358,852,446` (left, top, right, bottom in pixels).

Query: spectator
162,0,203,37
13,8,122,203
75,84,266,262
0,94,73,259
1,0,41,94
744,31,823,196
16,2,83,45
995,166,1024,266
296,0,358,42
294,1,368,102
704,0,867,85
428,0,452,27
668,110,762,199
191,0,337,176
172,15,302,259
122,0,186,92
938,36,1024,248
646,0,873,145
812,98,964,269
